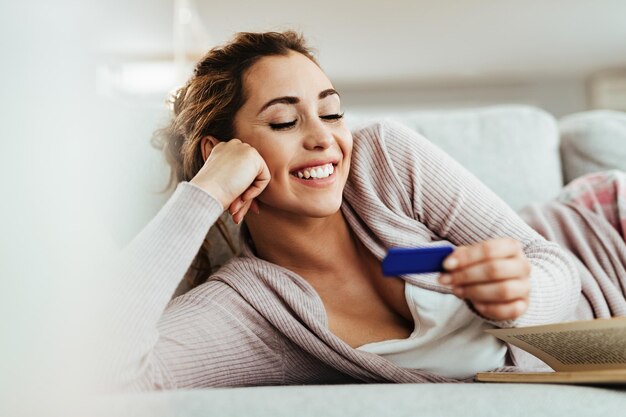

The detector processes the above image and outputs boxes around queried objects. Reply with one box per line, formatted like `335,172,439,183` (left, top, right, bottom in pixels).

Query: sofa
100,105,626,416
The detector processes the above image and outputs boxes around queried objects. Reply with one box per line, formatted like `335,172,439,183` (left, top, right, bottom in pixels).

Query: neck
243,203,360,282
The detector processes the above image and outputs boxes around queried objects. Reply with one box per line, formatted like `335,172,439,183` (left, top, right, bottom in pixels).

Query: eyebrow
256,88,340,116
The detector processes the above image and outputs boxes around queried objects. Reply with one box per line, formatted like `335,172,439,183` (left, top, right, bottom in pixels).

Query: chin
288,192,343,217
263,192,344,219
298,201,342,218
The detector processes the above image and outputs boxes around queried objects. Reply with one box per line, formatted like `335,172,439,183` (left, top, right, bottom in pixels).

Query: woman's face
233,51,353,219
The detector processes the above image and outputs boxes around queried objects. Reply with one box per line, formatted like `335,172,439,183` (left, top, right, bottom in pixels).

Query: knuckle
460,285,473,298
503,301,526,320
457,270,469,283
482,242,496,259
498,284,511,299
513,301,525,317
486,262,501,277
481,304,495,317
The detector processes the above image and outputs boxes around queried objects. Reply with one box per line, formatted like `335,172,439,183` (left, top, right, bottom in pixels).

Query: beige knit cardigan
107,120,591,391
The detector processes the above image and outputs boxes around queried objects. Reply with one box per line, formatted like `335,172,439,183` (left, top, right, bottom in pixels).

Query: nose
302,117,334,150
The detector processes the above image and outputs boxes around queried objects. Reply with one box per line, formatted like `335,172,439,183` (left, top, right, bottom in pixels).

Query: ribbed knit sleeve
369,120,581,328
102,182,284,391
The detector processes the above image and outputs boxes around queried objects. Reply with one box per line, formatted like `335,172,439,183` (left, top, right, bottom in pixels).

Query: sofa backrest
559,109,626,185
345,105,564,212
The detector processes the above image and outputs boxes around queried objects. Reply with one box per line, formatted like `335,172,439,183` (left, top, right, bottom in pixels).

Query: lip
289,158,340,174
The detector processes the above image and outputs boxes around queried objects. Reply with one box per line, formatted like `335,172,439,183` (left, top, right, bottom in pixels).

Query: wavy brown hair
152,31,319,290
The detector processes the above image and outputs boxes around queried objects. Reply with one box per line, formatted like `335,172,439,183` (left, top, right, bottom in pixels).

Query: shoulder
166,266,276,330
168,275,241,310
348,118,434,179
351,119,422,149
349,119,434,172
343,120,423,217
208,255,328,324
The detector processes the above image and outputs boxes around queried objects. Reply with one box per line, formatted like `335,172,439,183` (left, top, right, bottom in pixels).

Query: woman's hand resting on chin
190,138,270,224
438,237,531,321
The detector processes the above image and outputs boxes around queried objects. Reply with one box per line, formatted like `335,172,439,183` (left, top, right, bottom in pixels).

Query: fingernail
439,274,452,285
443,257,458,270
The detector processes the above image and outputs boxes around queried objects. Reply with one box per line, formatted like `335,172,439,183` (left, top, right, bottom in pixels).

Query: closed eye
320,113,344,121
269,113,345,131
269,120,297,130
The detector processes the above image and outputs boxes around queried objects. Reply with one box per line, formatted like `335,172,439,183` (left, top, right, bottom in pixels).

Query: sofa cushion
93,383,626,417
559,110,626,185
345,105,564,211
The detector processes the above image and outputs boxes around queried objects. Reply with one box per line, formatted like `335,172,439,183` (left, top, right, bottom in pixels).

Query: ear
199,136,220,162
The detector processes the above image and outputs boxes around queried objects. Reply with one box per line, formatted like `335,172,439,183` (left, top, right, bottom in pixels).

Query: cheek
339,132,354,161
255,146,292,184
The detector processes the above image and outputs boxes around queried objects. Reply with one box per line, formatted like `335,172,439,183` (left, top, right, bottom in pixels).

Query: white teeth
293,162,335,180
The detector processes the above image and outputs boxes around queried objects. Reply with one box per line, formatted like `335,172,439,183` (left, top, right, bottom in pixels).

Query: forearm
380,120,581,327
101,181,224,390
515,241,581,326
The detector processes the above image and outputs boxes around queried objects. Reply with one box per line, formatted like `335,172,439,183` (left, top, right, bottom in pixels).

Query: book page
485,317,626,371
476,369,626,384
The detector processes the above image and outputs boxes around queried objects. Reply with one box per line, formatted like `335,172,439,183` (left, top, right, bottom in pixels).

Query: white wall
337,77,588,118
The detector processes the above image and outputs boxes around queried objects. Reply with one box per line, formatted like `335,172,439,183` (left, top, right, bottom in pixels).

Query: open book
475,317,626,384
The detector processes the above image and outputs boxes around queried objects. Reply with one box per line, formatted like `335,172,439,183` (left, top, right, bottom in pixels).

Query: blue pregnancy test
382,246,455,276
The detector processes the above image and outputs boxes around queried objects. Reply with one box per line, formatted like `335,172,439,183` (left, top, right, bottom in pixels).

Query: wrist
189,178,229,210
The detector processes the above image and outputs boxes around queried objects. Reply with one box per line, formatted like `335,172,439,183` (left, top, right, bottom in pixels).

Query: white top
356,282,508,379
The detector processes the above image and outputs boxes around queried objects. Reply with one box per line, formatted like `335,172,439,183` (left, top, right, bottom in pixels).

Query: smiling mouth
290,162,336,180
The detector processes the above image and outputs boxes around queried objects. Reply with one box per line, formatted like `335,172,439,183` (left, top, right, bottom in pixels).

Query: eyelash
269,113,344,131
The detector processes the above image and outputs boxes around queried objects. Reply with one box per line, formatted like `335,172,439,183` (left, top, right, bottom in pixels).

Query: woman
110,31,625,390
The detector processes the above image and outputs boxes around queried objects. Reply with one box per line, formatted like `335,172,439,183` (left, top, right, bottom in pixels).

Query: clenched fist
190,137,270,224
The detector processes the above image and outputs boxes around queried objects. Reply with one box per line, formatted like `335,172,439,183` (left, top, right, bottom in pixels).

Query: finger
453,278,530,303
242,160,271,201
445,257,531,286
443,238,523,272
241,181,267,201
257,157,271,182
472,299,529,321
230,197,249,218
232,199,253,224
229,197,245,216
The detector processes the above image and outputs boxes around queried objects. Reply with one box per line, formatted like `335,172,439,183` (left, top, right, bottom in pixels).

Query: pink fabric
556,170,626,241
517,167,626,326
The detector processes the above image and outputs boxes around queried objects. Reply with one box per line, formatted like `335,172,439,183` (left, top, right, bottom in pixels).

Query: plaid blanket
518,169,626,320
556,170,626,241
